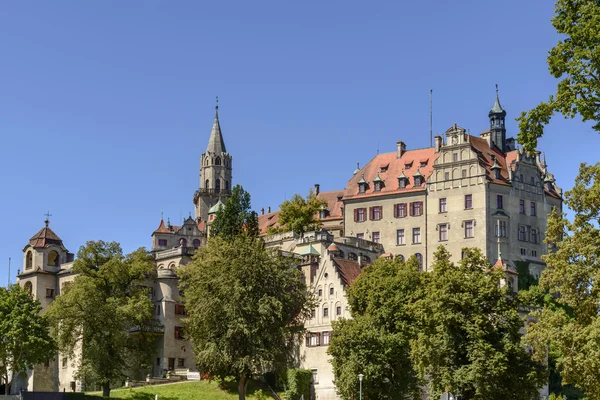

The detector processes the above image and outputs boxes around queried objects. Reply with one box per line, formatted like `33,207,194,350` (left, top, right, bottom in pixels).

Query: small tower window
215,157,221,166
26,251,33,270
193,239,201,248
205,179,209,189
47,250,59,267
24,281,33,295
215,179,221,192
225,181,230,191
179,238,187,248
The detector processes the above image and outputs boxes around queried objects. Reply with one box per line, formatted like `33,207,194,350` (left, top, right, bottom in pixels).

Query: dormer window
420,158,429,168
373,174,384,192
490,158,502,180
358,175,368,194
380,163,389,173
319,205,329,219
413,169,424,187
398,172,408,189
404,162,413,169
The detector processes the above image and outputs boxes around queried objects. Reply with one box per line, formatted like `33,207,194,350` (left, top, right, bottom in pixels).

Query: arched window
215,157,221,166
205,179,209,189
26,251,33,270
24,281,33,296
48,250,59,267
395,254,405,262
215,179,221,192
179,238,187,248
348,252,358,261
204,158,209,166
192,239,201,248
415,253,423,270
362,255,371,264
168,263,176,270
225,181,230,191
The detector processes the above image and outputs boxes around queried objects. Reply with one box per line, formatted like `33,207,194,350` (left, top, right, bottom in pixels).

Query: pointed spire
206,97,227,154
490,84,505,114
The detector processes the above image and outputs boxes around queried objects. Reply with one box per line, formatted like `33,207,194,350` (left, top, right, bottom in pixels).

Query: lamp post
358,373,364,400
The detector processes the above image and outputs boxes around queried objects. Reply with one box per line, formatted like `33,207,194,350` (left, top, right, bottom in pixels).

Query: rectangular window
532,250,538,257
354,208,366,222
356,233,364,239
444,172,450,180
168,358,175,371
530,202,537,216
62,357,67,369
399,178,406,189
155,304,161,316
414,176,423,186
453,153,458,162
175,304,186,315
520,248,527,256
519,199,525,214
464,194,473,209
312,369,319,384
370,206,383,221
396,229,405,245
518,225,526,241
156,358,161,366
318,289,322,297
46,288,54,298
410,201,423,216
495,221,507,237
462,169,467,178
336,306,342,316
329,287,334,295
158,239,168,247
412,228,421,244
464,221,474,238
308,333,320,347
174,326,185,340
439,198,447,213
439,224,448,241
177,358,185,368
531,228,538,243
323,307,329,318
322,331,330,346
497,195,503,209
372,231,380,243
394,203,407,218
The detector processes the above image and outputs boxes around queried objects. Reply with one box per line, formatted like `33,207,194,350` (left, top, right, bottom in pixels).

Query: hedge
285,369,312,400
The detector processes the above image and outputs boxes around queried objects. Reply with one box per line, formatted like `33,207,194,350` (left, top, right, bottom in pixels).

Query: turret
489,84,507,153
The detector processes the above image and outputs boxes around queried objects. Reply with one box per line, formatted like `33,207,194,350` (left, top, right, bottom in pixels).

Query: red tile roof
317,189,344,221
153,219,181,235
469,135,510,185
343,148,440,200
492,258,518,275
258,211,280,235
333,258,362,287
29,225,63,248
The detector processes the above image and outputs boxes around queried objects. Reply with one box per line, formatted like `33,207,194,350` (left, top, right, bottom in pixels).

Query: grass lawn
103,380,277,400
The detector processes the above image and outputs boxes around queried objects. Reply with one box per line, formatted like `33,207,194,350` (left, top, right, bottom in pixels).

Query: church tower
193,101,233,223
489,84,507,153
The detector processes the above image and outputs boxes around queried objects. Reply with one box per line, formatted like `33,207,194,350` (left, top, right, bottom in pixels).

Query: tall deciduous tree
525,163,600,400
411,247,546,400
179,235,314,400
46,241,159,397
0,284,55,394
211,185,259,240
517,0,600,153
328,256,424,400
274,192,327,236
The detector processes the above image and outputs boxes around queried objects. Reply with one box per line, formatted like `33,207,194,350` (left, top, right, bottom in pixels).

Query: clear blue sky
1,1,598,283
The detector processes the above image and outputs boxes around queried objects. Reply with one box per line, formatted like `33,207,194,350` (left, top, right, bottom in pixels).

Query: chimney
268,206,271,213
480,131,492,148
434,135,442,153
261,208,264,215
397,141,406,158
314,184,320,195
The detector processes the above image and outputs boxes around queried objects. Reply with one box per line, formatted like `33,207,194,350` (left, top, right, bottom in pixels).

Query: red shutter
306,333,310,347
369,207,373,220
394,204,398,218
354,209,358,222
409,202,413,216
379,206,383,220
419,201,424,216
316,333,321,346
403,203,407,217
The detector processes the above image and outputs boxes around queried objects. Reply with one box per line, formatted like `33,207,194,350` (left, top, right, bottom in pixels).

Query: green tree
211,185,259,240
179,235,314,400
328,256,424,400
46,241,159,397
517,0,600,153
411,247,546,400
274,192,327,236
0,284,55,394
525,163,600,400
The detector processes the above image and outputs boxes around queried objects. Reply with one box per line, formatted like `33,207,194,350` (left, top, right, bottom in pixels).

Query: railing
154,247,197,260
339,237,385,252
194,188,232,196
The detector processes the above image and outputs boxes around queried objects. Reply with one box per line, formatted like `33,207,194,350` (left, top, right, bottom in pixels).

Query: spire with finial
44,211,52,227
206,96,227,154
490,84,505,115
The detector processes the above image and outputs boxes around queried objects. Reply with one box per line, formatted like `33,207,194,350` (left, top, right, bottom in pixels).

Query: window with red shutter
354,209,358,222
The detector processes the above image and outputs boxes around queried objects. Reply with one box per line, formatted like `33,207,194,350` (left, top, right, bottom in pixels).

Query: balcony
194,188,232,196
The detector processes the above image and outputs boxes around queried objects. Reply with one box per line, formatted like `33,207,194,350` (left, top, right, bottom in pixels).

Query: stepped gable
344,147,439,199
333,258,362,287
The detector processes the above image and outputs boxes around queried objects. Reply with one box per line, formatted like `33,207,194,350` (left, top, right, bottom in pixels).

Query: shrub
285,369,312,400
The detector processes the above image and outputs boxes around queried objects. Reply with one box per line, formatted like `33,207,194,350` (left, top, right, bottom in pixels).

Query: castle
14,91,561,399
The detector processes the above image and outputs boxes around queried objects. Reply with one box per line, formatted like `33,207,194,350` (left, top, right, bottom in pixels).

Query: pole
430,89,433,148
358,373,364,400
8,257,10,286
359,379,362,400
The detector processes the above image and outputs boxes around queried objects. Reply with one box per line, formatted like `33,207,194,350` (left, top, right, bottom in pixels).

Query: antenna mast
430,89,433,147
8,257,10,286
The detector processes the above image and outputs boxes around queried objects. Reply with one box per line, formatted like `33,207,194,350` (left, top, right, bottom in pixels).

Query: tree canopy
272,192,327,236
0,284,55,394
179,235,314,400
211,185,259,240
524,163,600,400
46,241,159,397
517,0,600,153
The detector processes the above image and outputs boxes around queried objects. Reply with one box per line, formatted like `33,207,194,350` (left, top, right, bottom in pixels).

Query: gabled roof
258,211,280,235
28,223,64,248
333,258,362,287
317,189,345,221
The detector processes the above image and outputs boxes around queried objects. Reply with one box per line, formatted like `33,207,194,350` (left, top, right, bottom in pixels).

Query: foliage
285,369,312,400
328,256,424,400
211,185,259,240
515,261,538,291
525,163,600,400
276,192,328,236
179,235,314,400
410,247,546,400
46,241,159,397
0,284,56,393
517,0,600,153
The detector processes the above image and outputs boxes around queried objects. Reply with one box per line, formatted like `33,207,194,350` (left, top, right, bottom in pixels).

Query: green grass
103,380,276,400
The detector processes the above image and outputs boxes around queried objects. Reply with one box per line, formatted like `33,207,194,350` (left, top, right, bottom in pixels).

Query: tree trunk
102,382,111,397
237,375,248,400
